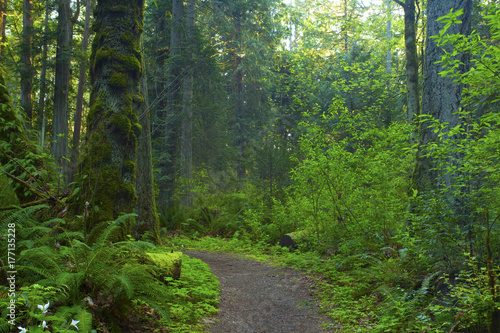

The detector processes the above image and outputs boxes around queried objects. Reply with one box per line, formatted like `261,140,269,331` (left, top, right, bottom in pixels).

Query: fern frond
111,274,134,301
73,306,93,333
93,213,137,246
54,231,85,243
113,240,156,251
19,246,63,275
55,305,93,333
56,271,85,296
0,204,48,228
136,295,171,323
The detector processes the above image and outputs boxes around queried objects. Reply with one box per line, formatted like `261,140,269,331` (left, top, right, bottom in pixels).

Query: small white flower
71,319,80,330
18,327,27,333
39,320,48,329
38,301,50,313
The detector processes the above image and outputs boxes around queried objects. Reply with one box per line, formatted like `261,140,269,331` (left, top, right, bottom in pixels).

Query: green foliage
0,206,174,332
159,254,220,332
285,102,412,254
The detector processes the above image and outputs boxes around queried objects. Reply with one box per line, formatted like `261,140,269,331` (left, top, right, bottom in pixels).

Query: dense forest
0,0,499,331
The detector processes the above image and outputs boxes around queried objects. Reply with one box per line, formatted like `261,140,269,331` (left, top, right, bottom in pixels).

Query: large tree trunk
135,63,160,241
412,0,472,194
20,0,33,128
180,0,195,207
51,0,73,186
158,0,183,208
77,0,145,235
70,0,93,182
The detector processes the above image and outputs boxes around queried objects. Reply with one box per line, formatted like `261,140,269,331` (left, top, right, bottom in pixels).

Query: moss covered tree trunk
78,0,145,234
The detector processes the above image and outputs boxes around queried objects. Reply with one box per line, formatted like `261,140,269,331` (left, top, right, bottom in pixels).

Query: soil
183,250,333,333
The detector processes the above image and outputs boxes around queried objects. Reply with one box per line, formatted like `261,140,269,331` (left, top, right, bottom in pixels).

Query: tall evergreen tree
180,0,195,207
51,0,76,185
70,0,93,182
20,0,33,128
157,0,183,208
76,0,145,234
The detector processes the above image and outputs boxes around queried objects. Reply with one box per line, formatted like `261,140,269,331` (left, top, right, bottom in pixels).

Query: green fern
2,206,172,331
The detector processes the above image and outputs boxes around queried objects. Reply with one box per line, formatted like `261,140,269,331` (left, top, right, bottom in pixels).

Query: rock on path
183,250,332,333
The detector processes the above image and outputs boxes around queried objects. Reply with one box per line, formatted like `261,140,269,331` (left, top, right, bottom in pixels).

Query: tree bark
158,0,183,208
51,0,73,186
393,0,420,126
20,0,33,128
135,62,160,241
233,16,245,179
70,0,93,182
413,0,472,194
77,0,145,235
1,0,7,59
180,0,195,207
37,0,52,148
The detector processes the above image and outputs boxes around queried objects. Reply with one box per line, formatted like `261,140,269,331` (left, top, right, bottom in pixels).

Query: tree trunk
1,0,7,59
20,0,33,128
233,17,245,179
135,63,160,241
413,0,472,194
77,0,145,235
393,0,420,126
70,0,93,182
180,0,195,207
51,0,73,187
37,0,52,148
158,0,183,208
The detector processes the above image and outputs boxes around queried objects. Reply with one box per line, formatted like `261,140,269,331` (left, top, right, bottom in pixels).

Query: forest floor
183,250,333,333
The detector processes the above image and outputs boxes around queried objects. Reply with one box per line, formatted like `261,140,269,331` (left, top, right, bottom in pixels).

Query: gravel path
183,250,332,333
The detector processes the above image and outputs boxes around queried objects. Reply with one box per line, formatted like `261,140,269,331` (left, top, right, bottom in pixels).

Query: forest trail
183,250,332,333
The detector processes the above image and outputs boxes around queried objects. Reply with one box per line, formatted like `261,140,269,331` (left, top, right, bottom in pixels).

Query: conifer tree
76,0,145,234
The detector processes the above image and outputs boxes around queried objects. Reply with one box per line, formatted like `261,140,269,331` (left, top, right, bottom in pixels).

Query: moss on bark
75,0,145,235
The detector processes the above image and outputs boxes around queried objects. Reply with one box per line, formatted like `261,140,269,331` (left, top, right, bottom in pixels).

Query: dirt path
183,250,332,333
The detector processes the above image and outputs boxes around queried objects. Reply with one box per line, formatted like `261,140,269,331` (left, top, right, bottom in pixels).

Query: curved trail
183,250,332,333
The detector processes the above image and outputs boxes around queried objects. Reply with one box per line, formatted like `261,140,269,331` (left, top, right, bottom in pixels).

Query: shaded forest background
1,0,500,332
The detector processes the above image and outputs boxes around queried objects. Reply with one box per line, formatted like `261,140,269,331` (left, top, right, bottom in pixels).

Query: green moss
109,113,131,134
109,72,128,88
120,182,137,201
88,93,106,126
123,160,136,175
118,54,141,76
108,4,127,13
146,252,183,280
93,48,141,77
132,93,144,104
132,122,142,133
